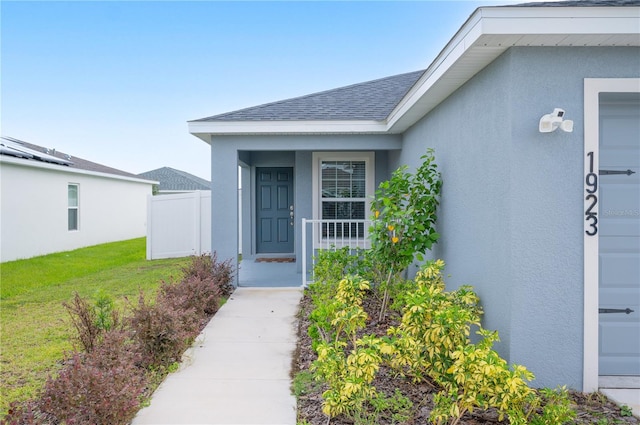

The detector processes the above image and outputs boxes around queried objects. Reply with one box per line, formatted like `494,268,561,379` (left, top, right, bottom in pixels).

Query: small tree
369,149,442,320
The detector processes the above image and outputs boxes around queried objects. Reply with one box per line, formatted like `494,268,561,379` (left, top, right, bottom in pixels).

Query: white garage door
598,93,640,376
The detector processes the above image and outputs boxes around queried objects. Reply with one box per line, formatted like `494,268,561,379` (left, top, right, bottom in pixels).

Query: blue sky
2,1,526,180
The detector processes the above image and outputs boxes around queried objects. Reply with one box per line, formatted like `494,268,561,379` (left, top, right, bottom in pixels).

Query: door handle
599,308,635,314
599,169,636,176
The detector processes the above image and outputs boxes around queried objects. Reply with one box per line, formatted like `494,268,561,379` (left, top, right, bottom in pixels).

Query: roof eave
188,120,390,140
0,155,159,185
387,4,640,133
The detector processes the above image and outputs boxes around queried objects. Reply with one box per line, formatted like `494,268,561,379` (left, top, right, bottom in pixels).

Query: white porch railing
301,218,372,286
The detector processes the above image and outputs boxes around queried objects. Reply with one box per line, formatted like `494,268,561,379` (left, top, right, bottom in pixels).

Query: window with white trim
312,152,375,241
68,184,79,231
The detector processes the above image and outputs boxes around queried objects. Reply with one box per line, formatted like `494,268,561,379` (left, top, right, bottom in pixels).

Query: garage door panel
599,288,640,304
600,254,640,288
600,322,640,356
599,185,639,214
600,151,640,167
600,237,640,252
599,358,640,376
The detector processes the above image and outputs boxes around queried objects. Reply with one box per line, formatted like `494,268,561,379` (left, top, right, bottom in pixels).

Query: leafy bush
387,260,482,384
388,261,575,425
38,330,146,425
181,252,234,297
158,275,222,330
3,331,146,425
306,260,576,425
129,292,199,369
369,149,442,320
309,276,388,419
2,400,52,425
63,291,122,353
130,252,233,369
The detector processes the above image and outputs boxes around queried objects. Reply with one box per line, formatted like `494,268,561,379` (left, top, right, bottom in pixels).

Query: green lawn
0,238,192,415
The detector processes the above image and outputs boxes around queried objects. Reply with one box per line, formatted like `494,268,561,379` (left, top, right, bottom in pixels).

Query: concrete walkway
132,287,302,425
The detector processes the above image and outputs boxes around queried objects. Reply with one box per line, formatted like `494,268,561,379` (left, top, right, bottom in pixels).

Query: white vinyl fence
146,191,211,260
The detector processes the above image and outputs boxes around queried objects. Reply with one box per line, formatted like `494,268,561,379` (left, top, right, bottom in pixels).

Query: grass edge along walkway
0,238,192,416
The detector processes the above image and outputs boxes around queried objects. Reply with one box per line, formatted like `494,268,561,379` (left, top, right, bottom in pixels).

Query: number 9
585,173,598,194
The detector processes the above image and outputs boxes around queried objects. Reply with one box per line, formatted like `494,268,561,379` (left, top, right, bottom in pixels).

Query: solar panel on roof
0,137,73,166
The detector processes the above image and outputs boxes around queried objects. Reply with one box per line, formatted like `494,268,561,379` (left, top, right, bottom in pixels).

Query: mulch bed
292,291,640,424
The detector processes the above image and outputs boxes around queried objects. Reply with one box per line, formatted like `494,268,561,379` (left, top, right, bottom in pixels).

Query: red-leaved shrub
62,292,121,353
39,330,144,425
129,292,199,369
182,252,234,297
158,275,222,330
2,400,53,425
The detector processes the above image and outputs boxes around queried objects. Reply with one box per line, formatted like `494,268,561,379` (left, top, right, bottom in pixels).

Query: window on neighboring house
68,184,79,231
312,152,375,242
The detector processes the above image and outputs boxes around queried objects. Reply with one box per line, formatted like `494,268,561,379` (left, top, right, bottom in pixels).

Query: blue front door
256,168,294,253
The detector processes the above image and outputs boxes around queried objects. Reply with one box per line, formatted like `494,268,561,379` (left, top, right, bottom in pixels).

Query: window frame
312,152,375,246
68,183,79,231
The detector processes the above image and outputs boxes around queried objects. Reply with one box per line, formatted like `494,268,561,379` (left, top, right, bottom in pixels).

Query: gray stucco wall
398,46,640,390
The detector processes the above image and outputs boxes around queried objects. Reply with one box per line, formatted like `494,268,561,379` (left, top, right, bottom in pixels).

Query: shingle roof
193,70,425,122
0,136,143,179
137,167,211,191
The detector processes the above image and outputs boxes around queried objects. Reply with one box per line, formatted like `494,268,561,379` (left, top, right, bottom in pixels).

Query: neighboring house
0,137,156,262
137,166,211,194
187,1,640,392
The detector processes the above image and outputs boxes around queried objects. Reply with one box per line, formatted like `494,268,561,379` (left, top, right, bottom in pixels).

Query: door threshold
255,254,295,259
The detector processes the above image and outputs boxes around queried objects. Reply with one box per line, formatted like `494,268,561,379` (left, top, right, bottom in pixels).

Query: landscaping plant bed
293,291,639,425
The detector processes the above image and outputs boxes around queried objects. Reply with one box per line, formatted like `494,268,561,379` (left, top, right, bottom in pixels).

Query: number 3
585,214,598,236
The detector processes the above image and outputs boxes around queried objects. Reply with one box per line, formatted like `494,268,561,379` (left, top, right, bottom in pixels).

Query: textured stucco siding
0,161,152,262
398,46,640,390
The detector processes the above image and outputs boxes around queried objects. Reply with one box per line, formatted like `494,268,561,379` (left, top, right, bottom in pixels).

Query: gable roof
189,0,640,139
0,136,150,181
193,70,425,123
138,167,211,191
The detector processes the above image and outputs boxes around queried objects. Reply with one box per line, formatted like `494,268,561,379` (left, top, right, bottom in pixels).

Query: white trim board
583,78,640,393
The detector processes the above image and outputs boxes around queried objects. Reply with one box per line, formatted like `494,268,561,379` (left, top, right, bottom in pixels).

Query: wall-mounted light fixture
539,108,574,133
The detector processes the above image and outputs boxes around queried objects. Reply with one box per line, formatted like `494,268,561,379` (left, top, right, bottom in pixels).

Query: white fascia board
188,119,388,137
0,155,158,185
386,8,486,132
387,5,640,133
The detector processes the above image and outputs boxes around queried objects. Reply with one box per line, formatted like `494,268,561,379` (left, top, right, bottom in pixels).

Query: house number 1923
585,151,598,236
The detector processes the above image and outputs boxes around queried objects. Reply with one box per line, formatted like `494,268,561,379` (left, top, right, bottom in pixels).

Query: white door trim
583,78,640,392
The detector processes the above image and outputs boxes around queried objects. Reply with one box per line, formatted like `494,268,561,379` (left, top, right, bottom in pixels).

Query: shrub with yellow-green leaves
309,276,387,419
387,259,481,384
387,260,574,425
306,260,575,425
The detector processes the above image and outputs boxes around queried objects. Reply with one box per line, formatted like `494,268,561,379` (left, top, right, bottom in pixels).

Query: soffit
387,6,640,133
